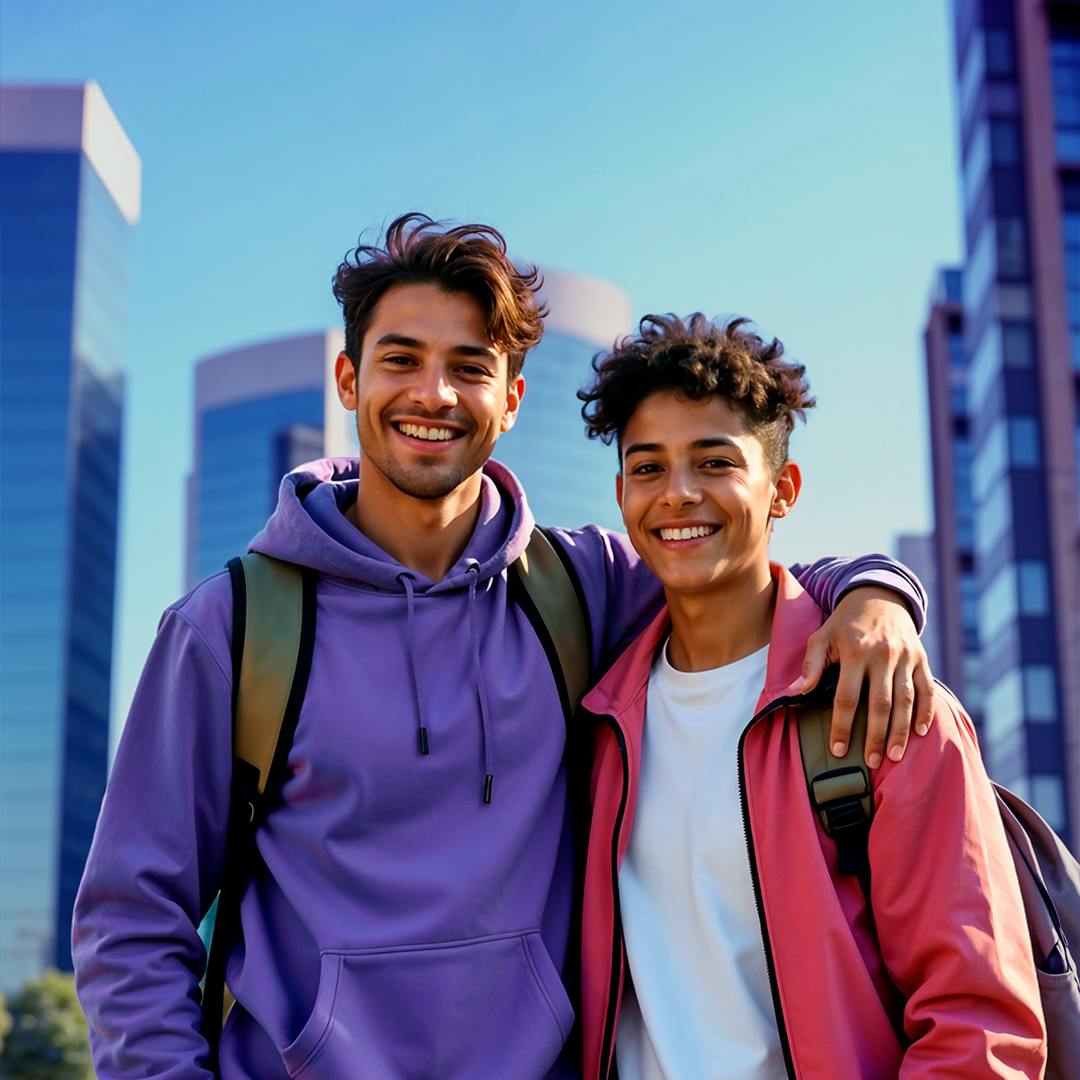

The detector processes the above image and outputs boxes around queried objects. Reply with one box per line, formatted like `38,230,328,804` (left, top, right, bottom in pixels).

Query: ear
335,351,357,410
615,470,624,512
770,461,802,520
500,374,526,433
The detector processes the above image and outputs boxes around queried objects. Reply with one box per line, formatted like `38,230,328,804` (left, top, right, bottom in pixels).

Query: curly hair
578,313,815,473
332,213,547,380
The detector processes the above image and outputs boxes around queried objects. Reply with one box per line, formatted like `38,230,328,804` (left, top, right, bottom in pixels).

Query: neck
665,561,776,672
347,458,484,581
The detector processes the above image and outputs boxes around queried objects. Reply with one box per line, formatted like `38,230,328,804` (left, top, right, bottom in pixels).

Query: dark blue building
0,83,140,990
925,2,1080,847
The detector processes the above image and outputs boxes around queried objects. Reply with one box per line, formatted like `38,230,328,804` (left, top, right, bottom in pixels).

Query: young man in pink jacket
574,314,1046,1078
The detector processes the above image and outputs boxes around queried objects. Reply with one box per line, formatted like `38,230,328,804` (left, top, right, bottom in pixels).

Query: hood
248,456,535,593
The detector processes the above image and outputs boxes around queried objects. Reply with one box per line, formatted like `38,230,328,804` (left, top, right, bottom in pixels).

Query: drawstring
399,567,495,804
468,567,496,804
398,574,430,756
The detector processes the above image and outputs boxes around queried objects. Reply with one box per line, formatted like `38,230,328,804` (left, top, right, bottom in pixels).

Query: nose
660,466,702,509
409,364,457,412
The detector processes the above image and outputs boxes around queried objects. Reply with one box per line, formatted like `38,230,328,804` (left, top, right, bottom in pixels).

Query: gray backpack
798,683,1080,1076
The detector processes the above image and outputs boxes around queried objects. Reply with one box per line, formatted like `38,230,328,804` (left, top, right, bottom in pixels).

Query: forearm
790,553,927,631
73,609,231,1077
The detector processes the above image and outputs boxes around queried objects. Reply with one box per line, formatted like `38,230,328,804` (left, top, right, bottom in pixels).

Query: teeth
659,525,716,541
398,423,456,441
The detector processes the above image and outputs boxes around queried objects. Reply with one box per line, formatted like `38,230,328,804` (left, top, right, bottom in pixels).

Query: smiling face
616,391,800,598
335,282,524,504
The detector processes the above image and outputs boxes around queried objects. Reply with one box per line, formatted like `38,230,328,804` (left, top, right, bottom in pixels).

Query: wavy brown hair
332,213,546,379
578,313,815,473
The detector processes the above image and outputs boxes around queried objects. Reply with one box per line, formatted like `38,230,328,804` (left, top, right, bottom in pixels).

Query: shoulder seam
166,606,232,687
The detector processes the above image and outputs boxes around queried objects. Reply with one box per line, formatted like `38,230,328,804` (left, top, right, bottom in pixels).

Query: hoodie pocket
281,930,574,1079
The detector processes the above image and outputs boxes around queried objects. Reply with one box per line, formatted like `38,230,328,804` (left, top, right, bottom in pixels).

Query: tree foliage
0,970,92,1079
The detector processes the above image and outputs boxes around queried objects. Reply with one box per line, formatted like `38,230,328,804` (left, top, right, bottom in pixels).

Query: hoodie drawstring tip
418,727,430,755
483,774,494,804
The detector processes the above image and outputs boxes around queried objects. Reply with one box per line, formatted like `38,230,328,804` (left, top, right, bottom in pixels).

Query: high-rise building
925,0,1079,845
894,532,944,676
185,330,350,587
495,270,631,530
0,82,141,990
924,268,983,727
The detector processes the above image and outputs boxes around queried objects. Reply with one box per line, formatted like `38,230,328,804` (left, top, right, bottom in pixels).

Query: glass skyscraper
925,1,1079,846
495,270,631,530
185,331,350,587
0,82,141,990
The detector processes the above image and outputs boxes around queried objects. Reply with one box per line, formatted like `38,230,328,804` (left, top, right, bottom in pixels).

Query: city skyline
0,1,963,743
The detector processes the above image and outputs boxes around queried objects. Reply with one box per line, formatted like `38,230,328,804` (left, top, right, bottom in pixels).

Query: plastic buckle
822,796,867,834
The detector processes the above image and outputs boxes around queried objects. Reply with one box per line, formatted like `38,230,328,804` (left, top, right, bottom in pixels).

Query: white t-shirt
615,640,785,1079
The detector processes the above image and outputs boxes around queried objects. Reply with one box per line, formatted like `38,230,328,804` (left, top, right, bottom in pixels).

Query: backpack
796,682,1080,1077
199,526,591,1069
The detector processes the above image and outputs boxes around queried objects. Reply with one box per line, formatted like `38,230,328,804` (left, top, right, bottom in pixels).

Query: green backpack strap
796,677,874,877
202,552,316,1071
508,526,592,722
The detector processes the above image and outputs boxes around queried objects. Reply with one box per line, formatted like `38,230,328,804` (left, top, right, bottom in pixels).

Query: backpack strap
202,553,317,1070
508,526,592,722
796,678,873,877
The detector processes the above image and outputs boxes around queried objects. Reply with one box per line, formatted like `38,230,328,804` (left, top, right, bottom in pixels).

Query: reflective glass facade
0,143,132,988
193,388,324,581
494,328,622,531
928,1,1080,845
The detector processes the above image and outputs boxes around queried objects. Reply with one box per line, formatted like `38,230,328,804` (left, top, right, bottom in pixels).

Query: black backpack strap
796,676,874,879
508,526,592,722
202,553,316,1071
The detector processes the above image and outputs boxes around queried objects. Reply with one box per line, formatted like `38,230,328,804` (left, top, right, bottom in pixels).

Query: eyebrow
373,334,499,360
623,436,741,457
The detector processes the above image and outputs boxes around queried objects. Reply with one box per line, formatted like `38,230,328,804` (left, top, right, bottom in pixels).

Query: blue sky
2,0,963,737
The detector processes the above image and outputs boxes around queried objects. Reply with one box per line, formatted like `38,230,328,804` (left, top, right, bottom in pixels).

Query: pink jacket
579,565,1045,1079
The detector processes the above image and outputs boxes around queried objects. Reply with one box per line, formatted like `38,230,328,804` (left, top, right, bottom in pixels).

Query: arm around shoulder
72,591,234,1079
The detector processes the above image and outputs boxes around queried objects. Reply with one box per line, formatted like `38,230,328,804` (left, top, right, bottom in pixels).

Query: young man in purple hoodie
73,214,934,1079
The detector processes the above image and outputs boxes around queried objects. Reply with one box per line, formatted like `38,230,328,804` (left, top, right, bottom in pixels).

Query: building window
1017,561,1049,615
959,30,985,128
1022,666,1058,722
1061,183,1079,370
968,323,1002,417
989,118,1021,165
983,667,1022,747
962,652,982,711
986,29,1016,77
1031,775,1067,832
963,123,990,209
1051,31,1080,161
979,562,1017,646
972,420,1006,503
1001,321,1034,367
995,217,1028,279
974,479,1012,561
1008,417,1041,466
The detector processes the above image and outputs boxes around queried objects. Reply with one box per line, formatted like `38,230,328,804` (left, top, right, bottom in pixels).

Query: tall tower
923,268,982,724
185,330,349,587
926,0,1079,844
0,82,141,988
495,270,631,530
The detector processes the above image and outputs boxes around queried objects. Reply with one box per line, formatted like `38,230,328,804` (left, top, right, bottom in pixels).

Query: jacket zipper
736,693,803,1080
597,715,630,1080
595,686,822,1079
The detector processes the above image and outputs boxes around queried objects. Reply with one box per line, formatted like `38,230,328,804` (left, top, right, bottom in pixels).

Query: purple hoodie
72,458,925,1079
